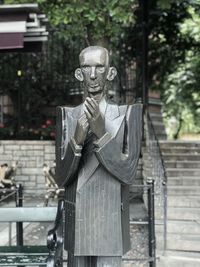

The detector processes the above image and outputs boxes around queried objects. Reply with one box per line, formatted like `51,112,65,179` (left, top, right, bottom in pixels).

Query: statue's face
80,48,109,99
75,46,117,102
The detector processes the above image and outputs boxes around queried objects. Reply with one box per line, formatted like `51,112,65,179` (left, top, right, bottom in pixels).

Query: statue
55,46,142,267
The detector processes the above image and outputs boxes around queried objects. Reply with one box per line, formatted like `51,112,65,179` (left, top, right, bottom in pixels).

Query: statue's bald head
75,46,117,102
79,46,109,68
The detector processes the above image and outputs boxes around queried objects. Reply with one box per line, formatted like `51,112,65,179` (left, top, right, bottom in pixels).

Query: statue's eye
82,66,90,72
97,66,105,73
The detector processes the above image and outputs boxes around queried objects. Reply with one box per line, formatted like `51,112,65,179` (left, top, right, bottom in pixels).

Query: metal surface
47,199,64,267
147,180,156,267
0,4,38,13
0,207,57,222
0,4,48,51
0,255,47,266
0,22,26,33
55,46,143,264
15,184,23,248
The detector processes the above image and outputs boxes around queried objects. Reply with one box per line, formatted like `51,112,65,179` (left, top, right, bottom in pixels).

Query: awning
0,4,48,52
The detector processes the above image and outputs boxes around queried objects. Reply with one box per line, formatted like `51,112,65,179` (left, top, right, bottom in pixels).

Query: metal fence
143,111,168,253
0,27,139,139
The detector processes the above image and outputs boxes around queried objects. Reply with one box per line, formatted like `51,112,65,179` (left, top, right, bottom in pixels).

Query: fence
143,111,168,253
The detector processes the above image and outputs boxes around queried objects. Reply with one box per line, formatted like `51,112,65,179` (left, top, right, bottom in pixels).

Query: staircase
157,141,200,267
149,112,167,140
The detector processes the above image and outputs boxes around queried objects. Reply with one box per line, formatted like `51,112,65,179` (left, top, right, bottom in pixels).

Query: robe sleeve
55,106,82,187
94,103,143,185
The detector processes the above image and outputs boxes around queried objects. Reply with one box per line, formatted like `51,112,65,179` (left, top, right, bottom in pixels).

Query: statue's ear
75,68,84,81
107,67,117,81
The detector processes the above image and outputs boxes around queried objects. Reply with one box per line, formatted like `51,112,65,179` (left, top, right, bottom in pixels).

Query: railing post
147,178,156,267
163,182,168,253
15,184,23,248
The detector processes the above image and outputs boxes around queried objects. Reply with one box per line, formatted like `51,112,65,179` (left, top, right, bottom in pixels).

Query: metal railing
0,184,23,246
143,111,168,253
129,182,156,266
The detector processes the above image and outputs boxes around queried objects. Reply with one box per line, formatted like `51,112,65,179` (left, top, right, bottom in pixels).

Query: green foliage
160,1,200,138
181,6,200,42
163,52,200,138
2,0,200,139
4,0,137,46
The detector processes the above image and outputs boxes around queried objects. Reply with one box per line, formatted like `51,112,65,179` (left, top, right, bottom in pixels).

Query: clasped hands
74,97,106,145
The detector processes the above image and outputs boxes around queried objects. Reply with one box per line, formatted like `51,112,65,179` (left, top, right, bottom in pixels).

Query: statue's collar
99,96,107,115
93,97,120,120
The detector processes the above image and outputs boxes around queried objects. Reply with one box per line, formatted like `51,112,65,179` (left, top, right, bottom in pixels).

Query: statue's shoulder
119,102,143,117
125,102,143,121
119,104,128,115
106,99,127,116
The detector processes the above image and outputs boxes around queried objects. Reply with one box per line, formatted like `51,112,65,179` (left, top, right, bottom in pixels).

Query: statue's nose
90,67,96,80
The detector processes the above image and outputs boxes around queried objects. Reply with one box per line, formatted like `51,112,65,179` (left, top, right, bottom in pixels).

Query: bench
0,200,64,267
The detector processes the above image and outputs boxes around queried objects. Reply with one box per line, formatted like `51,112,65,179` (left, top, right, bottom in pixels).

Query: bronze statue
55,46,142,267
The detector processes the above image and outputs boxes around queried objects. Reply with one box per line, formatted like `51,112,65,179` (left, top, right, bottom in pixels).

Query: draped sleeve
94,103,143,185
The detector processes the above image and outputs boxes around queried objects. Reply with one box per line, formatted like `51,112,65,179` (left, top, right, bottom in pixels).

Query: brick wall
0,140,55,196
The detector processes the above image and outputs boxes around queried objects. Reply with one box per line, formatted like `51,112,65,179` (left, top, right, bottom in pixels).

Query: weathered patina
55,46,142,266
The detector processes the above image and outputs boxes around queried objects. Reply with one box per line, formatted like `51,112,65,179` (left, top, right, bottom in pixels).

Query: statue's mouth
89,90,102,96
88,84,101,93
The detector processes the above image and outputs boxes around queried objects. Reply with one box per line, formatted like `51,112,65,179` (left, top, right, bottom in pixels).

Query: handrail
146,112,168,185
0,190,16,203
144,111,168,253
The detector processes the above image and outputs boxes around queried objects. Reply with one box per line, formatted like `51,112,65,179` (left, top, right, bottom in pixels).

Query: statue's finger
85,98,95,110
90,97,98,108
85,102,94,116
80,112,87,119
81,116,88,124
79,114,87,125
83,120,89,129
85,110,92,120
86,97,98,112
86,97,97,109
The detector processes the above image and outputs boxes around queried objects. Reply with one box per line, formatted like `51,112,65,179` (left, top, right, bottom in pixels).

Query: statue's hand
74,114,89,145
85,97,106,139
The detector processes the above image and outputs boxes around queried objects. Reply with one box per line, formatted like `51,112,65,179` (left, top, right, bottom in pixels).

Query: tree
161,3,200,138
1,0,200,139
4,0,137,48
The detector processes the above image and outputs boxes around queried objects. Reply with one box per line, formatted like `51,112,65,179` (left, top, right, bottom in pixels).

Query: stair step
166,168,200,177
157,252,200,267
149,112,164,122
156,220,200,235
159,141,200,148
162,148,200,154
157,134,167,140
152,123,166,130
168,186,200,196
168,196,200,208
165,161,200,169
153,128,167,134
163,154,200,161
165,234,200,252
157,233,200,253
167,177,200,186
167,207,200,220
157,140,200,263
